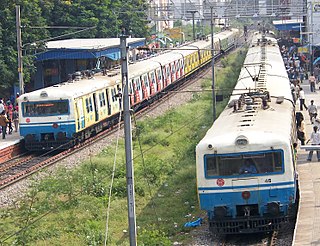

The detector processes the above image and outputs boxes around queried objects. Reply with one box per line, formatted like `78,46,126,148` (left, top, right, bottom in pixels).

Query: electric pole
187,10,197,41
16,5,24,95
120,32,137,246
211,6,216,121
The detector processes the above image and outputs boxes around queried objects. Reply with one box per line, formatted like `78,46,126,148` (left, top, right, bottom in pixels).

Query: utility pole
187,10,197,41
16,5,24,95
211,6,216,121
120,32,137,246
311,2,314,74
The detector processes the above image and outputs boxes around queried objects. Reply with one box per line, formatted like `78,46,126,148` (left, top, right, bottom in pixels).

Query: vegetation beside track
0,49,246,245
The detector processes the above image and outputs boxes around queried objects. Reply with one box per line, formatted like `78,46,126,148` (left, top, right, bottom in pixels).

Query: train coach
196,31,297,234
18,28,239,151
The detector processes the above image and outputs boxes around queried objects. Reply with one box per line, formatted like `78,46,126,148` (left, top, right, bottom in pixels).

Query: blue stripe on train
199,186,296,217
198,181,295,191
20,122,76,140
20,120,75,126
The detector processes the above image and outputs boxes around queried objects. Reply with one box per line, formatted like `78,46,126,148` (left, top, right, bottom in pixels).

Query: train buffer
300,145,320,151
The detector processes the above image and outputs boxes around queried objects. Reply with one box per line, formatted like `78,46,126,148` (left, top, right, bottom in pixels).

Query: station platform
0,130,22,150
293,80,320,245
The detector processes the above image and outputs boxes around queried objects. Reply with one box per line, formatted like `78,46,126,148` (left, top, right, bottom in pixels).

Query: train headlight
267,202,280,216
214,206,227,218
242,191,251,200
52,123,58,128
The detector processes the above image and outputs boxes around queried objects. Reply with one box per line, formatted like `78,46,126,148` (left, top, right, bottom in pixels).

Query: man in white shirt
307,125,320,161
308,100,318,123
299,87,308,111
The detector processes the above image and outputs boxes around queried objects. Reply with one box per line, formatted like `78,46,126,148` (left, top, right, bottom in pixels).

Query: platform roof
273,18,304,31
35,38,145,61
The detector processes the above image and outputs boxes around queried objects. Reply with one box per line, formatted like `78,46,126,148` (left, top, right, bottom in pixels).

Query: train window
136,79,141,91
150,72,156,84
113,88,117,101
86,98,93,112
171,63,175,73
166,66,170,77
205,150,284,178
143,75,149,87
99,92,106,107
157,70,162,81
22,100,69,117
89,98,93,111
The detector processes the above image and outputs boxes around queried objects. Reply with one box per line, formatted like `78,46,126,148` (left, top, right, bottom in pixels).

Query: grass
0,49,246,246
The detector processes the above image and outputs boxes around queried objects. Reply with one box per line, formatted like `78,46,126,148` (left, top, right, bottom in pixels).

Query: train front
196,129,297,234
18,89,75,151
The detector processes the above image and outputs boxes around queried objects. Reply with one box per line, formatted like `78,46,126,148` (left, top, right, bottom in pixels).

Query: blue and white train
196,31,297,234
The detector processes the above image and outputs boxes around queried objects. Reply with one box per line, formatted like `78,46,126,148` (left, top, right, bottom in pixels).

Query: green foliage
138,226,171,246
0,0,149,95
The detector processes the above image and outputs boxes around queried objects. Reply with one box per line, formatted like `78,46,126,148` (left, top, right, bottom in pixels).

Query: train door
170,62,176,83
85,97,93,125
149,71,156,95
175,61,180,80
162,66,167,87
75,99,85,130
142,74,150,98
105,88,111,115
132,79,140,103
156,68,163,91
92,93,99,122
166,65,171,85
110,87,119,114
180,59,185,77
135,77,143,101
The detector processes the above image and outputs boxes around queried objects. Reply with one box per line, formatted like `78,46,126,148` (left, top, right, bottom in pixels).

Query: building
32,38,145,90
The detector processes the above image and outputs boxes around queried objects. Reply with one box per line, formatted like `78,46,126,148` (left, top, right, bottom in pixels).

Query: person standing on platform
296,112,306,145
306,125,320,161
308,100,318,123
309,73,316,92
299,87,308,111
12,108,19,132
0,111,8,139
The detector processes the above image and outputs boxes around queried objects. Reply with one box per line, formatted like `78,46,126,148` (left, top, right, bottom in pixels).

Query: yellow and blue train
18,28,239,151
196,31,297,234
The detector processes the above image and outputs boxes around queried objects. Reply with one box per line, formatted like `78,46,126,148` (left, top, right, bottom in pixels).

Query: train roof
197,32,293,153
126,29,240,77
19,75,117,102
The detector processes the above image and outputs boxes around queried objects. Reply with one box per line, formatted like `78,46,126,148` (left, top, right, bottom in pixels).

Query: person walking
299,87,308,111
308,100,318,124
306,125,320,161
0,111,9,139
309,73,316,92
12,108,19,132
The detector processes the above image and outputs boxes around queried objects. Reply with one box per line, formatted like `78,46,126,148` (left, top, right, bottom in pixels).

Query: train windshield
205,150,283,177
22,100,69,117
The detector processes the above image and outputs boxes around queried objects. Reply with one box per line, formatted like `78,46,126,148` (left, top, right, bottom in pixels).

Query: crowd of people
283,44,320,161
0,94,19,139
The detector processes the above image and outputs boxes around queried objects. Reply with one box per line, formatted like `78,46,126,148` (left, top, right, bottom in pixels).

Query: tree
0,0,150,94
